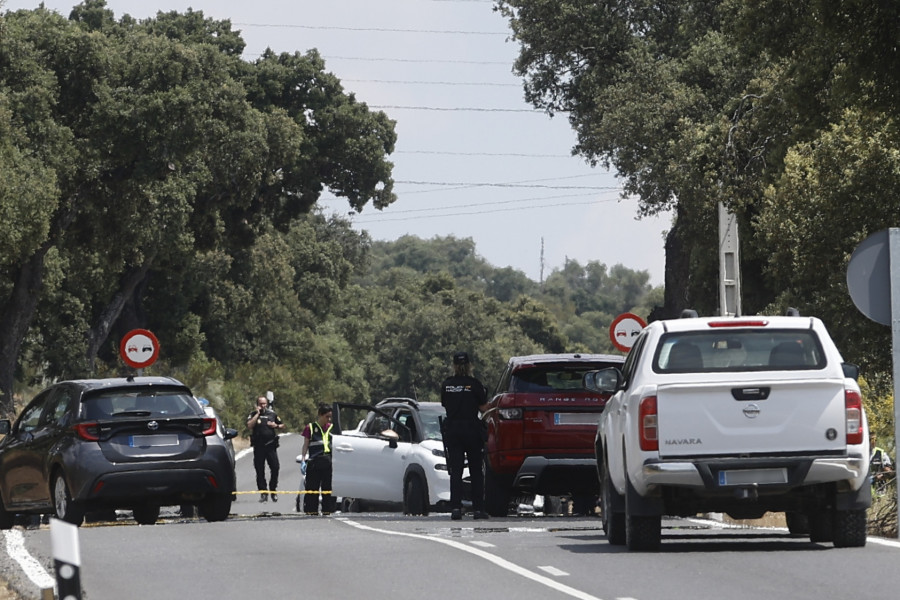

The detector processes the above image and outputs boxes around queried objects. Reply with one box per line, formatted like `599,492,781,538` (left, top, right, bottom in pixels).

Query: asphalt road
2,437,899,600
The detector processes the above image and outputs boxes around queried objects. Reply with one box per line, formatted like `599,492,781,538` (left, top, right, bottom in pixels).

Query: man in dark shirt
440,351,489,520
247,395,285,502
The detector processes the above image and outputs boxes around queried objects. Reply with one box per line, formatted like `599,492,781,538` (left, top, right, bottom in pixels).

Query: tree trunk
656,206,692,321
84,252,157,375
0,245,53,417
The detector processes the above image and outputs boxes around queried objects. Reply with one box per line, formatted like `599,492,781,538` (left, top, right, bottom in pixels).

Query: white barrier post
50,518,82,600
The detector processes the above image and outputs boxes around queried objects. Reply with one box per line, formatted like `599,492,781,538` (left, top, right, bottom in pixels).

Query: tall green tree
0,3,396,415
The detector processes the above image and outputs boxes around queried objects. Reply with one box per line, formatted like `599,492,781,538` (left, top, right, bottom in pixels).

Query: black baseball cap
453,351,470,365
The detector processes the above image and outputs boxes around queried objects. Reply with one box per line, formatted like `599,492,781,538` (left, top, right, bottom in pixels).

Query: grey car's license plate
129,434,179,448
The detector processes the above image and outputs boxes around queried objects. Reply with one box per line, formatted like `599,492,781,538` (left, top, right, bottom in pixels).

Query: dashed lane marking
338,518,605,600
538,565,569,577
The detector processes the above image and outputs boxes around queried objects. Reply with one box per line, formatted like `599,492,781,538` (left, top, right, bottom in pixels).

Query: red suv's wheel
483,458,511,517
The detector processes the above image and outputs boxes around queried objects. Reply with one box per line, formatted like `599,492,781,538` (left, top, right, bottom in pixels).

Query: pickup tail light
639,396,658,451
74,422,100,441
845,389,863,445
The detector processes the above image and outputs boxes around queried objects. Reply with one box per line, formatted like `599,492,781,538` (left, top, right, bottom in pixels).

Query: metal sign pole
890,228,900,537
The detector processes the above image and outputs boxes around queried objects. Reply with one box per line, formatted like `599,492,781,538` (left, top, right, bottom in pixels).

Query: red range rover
483,353,625,516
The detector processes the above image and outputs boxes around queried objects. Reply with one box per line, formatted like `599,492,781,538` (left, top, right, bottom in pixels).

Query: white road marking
3,529,55,590
470,540,495,548
538,565,569,576
339,518,604,600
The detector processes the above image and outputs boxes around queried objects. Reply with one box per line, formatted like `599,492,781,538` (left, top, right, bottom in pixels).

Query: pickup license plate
718,468,788,486
554,413,600,426
129,434,179,448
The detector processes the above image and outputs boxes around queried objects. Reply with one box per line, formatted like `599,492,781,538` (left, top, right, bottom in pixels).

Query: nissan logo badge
742,404,761,419
147,421,159,431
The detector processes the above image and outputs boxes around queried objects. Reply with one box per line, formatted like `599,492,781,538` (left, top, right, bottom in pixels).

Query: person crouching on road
300,404,335,516
247,396,285,502
441,351,489,520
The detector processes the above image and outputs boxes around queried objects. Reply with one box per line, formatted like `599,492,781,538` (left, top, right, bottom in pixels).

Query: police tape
233,490,332,495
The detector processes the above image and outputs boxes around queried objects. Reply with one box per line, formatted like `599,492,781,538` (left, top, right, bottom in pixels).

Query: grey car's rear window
653,329,826,373
81,389,201,419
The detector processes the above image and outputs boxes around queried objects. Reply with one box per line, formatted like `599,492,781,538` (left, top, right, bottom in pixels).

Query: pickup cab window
653,329,825,373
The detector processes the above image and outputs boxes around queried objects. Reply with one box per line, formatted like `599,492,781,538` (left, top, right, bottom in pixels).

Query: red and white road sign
609,312,647,353
119,329,160,369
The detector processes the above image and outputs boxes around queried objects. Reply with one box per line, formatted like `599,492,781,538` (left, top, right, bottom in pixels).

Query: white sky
5,0,671,285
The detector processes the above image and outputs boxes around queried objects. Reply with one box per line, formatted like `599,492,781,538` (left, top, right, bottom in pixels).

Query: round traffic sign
847,228,893,326
609,312,647,353
119,329,160,369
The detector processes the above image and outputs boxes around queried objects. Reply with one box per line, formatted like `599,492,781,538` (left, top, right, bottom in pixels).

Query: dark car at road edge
0,376,236,527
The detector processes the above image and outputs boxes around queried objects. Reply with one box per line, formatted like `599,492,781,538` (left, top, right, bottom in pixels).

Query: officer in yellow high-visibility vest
300,404,335,515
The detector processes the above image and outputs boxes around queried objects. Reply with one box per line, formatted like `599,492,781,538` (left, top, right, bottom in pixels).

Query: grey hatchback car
0,376,236,527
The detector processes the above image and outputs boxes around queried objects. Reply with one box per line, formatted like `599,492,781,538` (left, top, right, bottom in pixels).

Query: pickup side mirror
223,427,239,441
583,368,623,394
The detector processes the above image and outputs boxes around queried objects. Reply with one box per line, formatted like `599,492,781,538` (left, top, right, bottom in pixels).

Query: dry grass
0,579,22,600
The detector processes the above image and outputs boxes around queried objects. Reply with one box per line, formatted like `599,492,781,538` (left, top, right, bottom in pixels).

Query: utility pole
718,203,741,316
540,237,545,285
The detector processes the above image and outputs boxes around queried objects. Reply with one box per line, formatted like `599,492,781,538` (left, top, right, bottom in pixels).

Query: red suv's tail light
845,388,863,445
639,396,658,451
498,407,523,420
201,417,218,436
74,422,100,441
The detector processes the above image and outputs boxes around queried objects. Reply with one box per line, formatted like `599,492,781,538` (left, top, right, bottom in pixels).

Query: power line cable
350,197,624,223
323,55,510,65
371,105,541,113
357,192,611,215
234,22,507,35
344,78,519,87
396,150,572,158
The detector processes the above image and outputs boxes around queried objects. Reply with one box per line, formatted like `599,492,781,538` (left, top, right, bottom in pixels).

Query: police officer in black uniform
441,351,489,520
247,395,285,502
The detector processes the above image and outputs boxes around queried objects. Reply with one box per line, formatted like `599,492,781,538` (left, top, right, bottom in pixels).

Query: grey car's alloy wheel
53,472,85,526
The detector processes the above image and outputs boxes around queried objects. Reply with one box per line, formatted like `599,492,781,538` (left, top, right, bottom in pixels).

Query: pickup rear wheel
808,510,834,543
832,509,867,548
785,511,809,535
625,513,661,551
601,465,625,545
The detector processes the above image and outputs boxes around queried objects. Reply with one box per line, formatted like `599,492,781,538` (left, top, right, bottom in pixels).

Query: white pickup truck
586,311,870,551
